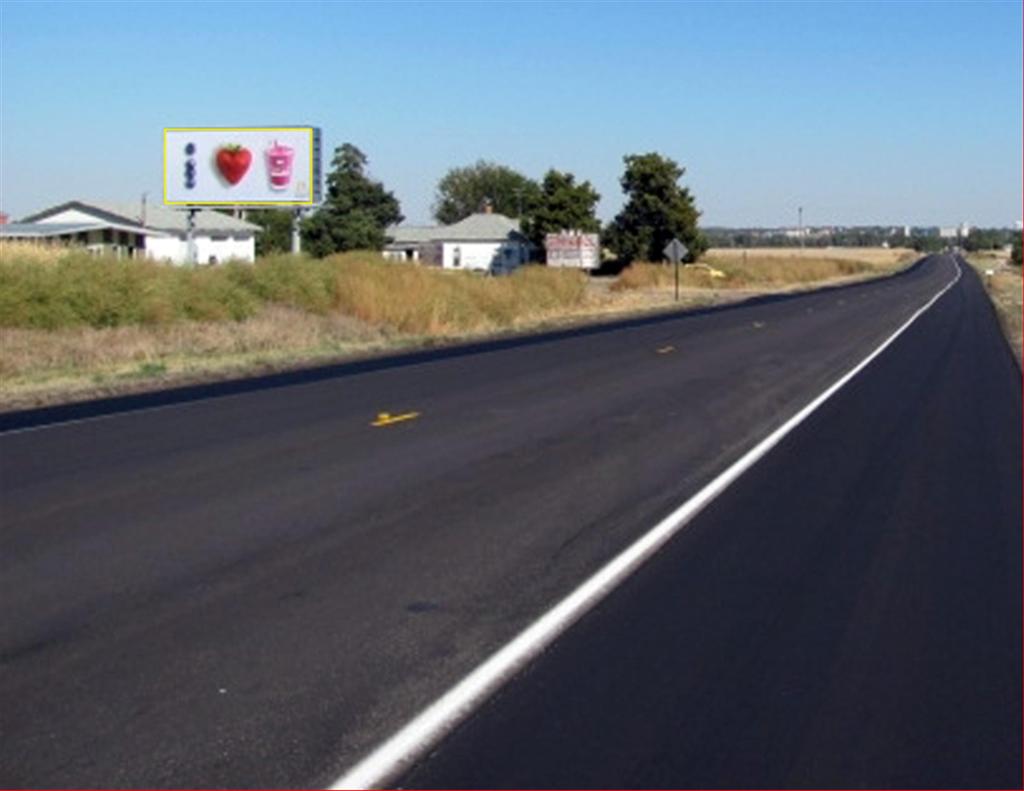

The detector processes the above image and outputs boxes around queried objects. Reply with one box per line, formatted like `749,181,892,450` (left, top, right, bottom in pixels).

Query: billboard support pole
186,209,197,264
291,208,302,255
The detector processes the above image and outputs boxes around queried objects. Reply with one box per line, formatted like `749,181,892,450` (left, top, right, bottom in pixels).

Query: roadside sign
664,238,689,302
664,238,689,263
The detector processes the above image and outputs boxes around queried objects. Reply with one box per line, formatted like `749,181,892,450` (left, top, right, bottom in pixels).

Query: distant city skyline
1,0,1021,229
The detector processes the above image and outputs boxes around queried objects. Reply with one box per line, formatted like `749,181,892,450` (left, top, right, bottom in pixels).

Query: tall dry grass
0,244,588,335
332,259,588,335
0,306,388,380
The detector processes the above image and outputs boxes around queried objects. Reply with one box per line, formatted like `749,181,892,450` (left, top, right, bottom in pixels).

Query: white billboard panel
545,232,600,269
164,127,322,206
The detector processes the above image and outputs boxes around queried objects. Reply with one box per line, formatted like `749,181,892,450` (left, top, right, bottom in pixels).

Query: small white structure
383,225,436,261
545,231,600,269
19,200,259,264
390,208,530,274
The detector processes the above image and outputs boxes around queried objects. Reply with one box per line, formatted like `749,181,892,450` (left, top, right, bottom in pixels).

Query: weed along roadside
0,243,917,411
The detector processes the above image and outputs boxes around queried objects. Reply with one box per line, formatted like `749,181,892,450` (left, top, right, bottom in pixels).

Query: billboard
164,127,322,206
545,231,600,269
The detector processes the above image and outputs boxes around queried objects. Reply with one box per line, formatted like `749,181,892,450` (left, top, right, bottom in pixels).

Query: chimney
482,197,493,214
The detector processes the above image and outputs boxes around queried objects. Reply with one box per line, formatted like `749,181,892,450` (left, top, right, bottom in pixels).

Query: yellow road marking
371,411,420,427
656,345,675,354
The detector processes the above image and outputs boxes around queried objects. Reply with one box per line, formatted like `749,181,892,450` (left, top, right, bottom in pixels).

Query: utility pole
798,206,804,249
186,208,197,264
291,208,303,255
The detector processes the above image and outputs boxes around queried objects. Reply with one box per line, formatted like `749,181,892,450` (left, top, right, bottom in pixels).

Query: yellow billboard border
163,127,318,207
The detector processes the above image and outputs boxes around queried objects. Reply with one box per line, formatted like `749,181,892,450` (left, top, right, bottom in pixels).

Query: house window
452,246,461,268
102,228,113,243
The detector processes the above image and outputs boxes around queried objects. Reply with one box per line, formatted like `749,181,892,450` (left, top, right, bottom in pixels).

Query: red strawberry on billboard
215,144,252,185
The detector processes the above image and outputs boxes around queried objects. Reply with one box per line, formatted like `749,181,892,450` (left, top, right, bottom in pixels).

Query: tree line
706,225,1020,254
251,143,706,264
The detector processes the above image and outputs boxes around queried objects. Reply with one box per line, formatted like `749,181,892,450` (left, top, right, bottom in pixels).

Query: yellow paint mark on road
372,411,420,427
656,345,676,354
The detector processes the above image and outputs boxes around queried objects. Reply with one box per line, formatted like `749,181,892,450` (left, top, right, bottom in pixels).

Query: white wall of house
145,234,255,264
439,241,526,272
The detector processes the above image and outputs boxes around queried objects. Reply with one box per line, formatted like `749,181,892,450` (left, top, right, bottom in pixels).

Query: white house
0,214,154,258
17,200,260,264
386,208,531,274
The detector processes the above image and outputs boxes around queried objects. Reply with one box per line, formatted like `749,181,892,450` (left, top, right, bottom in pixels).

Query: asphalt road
1,254,1018,788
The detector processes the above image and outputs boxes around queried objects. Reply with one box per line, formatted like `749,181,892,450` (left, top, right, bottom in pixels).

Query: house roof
386,213,526,245
438,212,525,242
22,200,260,234
0,222,101,238
0,220,168,238
385,224,439,246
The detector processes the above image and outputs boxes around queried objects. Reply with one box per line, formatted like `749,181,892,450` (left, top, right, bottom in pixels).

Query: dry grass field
614,247,916,292
706,247,914,265
0,243,919,410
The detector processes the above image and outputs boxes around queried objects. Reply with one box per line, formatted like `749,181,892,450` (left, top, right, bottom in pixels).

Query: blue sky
1,0,1020,227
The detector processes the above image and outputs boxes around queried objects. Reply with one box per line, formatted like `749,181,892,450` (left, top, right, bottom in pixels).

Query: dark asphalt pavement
0,254,1017,788
401,255,1022,789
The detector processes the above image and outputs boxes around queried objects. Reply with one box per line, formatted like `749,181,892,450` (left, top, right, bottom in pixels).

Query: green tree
302,143,403,257
433,160,539,224
249,209,294,256
910,234,946,253
603,152,707,263
1011,235,1022,267
520,169,601,252
965,227,1014,252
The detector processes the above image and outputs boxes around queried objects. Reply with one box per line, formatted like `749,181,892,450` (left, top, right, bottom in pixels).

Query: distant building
2,205,152,258
7,200,260,263
386,206,531,274
383,225,437,261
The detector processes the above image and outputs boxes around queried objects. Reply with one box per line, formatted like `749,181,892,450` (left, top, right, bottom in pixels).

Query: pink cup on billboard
266,141,295,191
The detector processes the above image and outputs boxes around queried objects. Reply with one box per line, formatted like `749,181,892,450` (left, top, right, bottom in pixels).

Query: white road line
329,257,962,790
